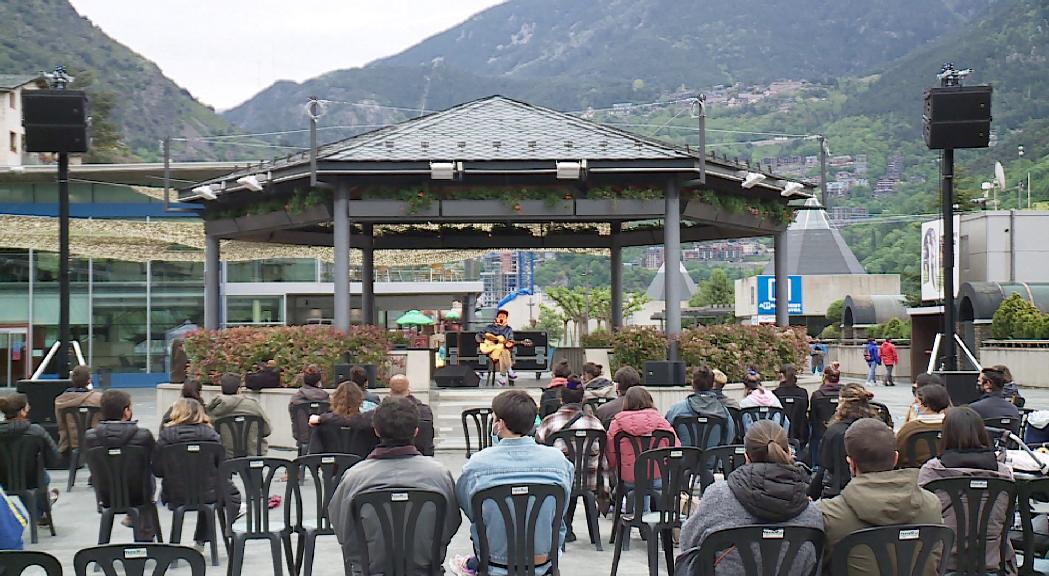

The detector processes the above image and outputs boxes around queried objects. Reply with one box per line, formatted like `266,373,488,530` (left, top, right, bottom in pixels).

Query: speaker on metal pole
922,85,992,150
22,90,88,153
643,361,687,387
433,365,481,388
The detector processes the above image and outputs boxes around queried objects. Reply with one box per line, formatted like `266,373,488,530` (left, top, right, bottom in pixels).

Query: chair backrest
1015,477,1049,575
983,416,1021,436
471,483,566,576
681,525,824,576
155,442,225,507
584,397,612,415
809,396,838,431
700,444,748,493
777,394,808,444
824,427,852,496
461,408,495,458
903,429,943,468
85,445,152,512
726,406,744,443
546,428,607,495
291,453,361,533
740,406,788,433
0,433,45,492
0,550,62,576
220,457,294,536
871,401,895,428
610,430,676,483
923,477,1017,575
830,524,954,576
73,544,205,576
58,404,101,449
213,415,265,458
349,489,448,576
632,446,704,527
672,413,729,448
289,400,331,444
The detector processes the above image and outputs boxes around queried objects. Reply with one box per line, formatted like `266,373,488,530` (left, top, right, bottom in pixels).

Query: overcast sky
68,0,504,110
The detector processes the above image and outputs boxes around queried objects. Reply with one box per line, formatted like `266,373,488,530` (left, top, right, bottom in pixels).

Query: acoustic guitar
478,333,533,361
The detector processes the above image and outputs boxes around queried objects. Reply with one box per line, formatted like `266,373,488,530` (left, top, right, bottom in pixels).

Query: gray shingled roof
320,95,694,162
762,197,866,276
0,74,42,90
646,262,698,302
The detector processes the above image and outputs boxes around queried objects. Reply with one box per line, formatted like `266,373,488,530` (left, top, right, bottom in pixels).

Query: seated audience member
969,367,1021,422
810,382,877,499
359,374,435,456
895,383,950,467
288,364,330,448
711,369,740,409
918,406,1016,575
821,418,943,576
606,386,678,487
244,359,282,391
84,390,158,542
206,373,272,458
161,380,205,429
350,366,381,410
154,398,241,548
596,366,640,429
993,364,1024,407
329,397,461,576
810,365,842,404
538,361,572,418
581,362,615,400
54,364,103,455
739,370,784,409
0,393,61,519
680,420,823,575
905,373,943,423
308,380,379,457
453,390,574,576
773,364,809,447
665,365,736,449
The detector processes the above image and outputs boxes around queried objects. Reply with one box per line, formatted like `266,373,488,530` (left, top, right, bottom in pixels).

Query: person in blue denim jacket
452,390,574,576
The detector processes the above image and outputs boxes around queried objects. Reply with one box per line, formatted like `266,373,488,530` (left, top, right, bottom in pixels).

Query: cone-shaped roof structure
762,197,866,276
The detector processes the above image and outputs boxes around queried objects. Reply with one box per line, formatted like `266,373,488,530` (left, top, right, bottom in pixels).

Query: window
8,92,14,109
9,131,16,153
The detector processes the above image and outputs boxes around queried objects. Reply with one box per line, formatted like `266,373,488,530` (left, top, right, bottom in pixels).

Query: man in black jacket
360,374,434,455
85,389,158,541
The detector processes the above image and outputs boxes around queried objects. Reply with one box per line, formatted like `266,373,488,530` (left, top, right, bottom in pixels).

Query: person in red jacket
879,338,899,387
606,386,679,485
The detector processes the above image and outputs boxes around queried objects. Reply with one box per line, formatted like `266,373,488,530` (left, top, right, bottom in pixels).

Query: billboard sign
921,216,960,301
756,275,802,322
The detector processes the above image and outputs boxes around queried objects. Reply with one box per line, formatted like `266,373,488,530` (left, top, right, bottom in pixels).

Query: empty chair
1011,477,1049,576
85,444,163,544
154,441,226,566
220,457,295,576
700,444,748,493
0,550,62,576
58,404,101,491
471,483,566,576
676,525,825,576
0,433,56,544
984,416,1022,436
547,428,608,550
461,407,495,458
213,415,267,458
73,544,205,576
830,524,954,576
290,453,361,576
349,489,448,576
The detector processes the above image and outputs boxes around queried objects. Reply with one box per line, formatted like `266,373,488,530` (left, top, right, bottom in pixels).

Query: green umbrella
395,310,434,326
444,310,461,320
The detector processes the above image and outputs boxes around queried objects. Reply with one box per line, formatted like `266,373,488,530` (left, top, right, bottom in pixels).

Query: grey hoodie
206,394,271,457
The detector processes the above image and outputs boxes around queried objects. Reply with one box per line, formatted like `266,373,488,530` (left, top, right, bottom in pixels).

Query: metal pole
308,98,320,188
774,230,789,327
361,223,375,326
695,97,707,184
204,235,220,330
333,183,351,331
610,222,623,329
819,135,829,209
57,152,70,378
664,179,681,361
942,148,957,370
145,260,151,373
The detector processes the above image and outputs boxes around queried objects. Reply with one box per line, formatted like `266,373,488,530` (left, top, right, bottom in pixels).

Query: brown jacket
54,388,103,453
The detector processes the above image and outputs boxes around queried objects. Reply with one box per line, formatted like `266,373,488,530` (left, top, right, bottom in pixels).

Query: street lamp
1019,145,1031,209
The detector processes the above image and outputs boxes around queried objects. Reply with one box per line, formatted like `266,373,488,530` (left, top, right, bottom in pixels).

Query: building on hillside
0,74,45,167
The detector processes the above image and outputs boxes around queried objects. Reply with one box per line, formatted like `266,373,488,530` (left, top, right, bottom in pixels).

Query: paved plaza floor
20,380,1049,575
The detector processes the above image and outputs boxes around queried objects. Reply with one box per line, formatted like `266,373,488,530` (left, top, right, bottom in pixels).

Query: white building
0,74,43,167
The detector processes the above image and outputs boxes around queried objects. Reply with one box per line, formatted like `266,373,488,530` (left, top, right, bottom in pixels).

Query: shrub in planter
582,330,614,348
183,325,391,387
609,327,667,372
679,325,808,383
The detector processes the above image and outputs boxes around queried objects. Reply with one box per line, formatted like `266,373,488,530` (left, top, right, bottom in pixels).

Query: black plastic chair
902,429,943,468
672,414,729,449
608,430,676,547
289,401,330,456
73,543,205,576
700,444,748,493
220,457,295,576
872,401,895,428
985,416,1022,438
924,477,1017,576
462,407,495,458
546,428,607,550
819,427,852,499
349,489,448,576
155,441,226,566
0,550,62,576
214,415,267,458
0,433,55,543
1012,477,1049,576
776,394,808,447
807,395,838,464
471,483,566,576
676,525,824,575
585,397,612,415
290,453,361,576
85,445,163,545
610,446,704,576
740,406,788,434
58,404,100,491
830,524,954,576
725,406,744,443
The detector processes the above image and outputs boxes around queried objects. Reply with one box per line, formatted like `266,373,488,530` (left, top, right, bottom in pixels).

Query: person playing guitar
476,309,516,385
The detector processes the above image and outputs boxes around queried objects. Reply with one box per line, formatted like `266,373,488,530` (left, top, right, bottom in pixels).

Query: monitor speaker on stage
643,361,687,387
433,365,481,388
22,90,88,153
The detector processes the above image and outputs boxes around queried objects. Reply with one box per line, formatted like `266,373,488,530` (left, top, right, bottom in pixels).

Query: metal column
774,230,789,328
941,148,957,370
664,180,681,361
361,224,376,326
333,184,351,332
610,222,624,329
57,152,70,377
204,235,220,330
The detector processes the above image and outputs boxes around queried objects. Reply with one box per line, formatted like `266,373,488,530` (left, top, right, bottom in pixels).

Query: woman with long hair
606,387,678,485
582,362,615,400
810,382,878,499
159,380,205,429
308,380,378,457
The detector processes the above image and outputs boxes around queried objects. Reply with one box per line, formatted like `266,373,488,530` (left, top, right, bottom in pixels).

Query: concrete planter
575,199,664,217
235,210,291,233
204,218,239,237
288,204,332,226
441,199,573,217
351,200,439,218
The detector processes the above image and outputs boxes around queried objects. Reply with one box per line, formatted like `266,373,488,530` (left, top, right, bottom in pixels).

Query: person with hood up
665,365,736,449
821,418,943,576
288,364,330,448
0,393,60,520
918,407,1016,575
809,382,878,499
606,386,679,486
679,420,823,575
581,362,616,401
206,373,272,458
538,360,572,418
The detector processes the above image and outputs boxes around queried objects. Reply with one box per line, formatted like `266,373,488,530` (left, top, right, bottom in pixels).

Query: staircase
428,386,542,452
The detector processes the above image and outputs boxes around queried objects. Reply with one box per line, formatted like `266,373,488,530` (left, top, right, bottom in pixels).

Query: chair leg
152,505,163,543
208,507,221,567
44,489,56,537
170,508,185,546
268,534,284,576
610,521,628,576
582,491,603,551
98,510,115,545
230,534,247,576
24,490,39,544
294,530,306,576
282,532,295,576
67,448,78,492
644,526,660,576
661,528,675,574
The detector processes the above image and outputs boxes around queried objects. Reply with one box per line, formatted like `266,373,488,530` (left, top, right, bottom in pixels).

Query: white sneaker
495,373,508,386
447,555,477,576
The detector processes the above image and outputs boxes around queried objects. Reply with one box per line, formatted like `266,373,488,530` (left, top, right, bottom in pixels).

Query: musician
476,309,516,385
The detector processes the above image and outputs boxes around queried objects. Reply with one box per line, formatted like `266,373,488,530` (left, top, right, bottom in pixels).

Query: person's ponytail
743,419,793,465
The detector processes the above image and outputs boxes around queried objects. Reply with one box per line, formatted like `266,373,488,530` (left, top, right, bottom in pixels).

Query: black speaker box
643,361,687,387
433,365,481,388
333,363,376,388
22,89,89,153
935,370,982,406
923,85,992,150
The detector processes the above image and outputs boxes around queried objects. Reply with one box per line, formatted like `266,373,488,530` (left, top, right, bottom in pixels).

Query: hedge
992,293,1049,339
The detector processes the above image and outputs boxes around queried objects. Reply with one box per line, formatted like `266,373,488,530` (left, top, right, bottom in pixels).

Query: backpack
0,485,28,550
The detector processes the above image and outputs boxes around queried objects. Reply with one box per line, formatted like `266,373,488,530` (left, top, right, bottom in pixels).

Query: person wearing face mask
288,364,330,448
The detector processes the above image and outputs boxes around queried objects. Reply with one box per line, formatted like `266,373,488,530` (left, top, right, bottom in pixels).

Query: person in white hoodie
739,370,789,437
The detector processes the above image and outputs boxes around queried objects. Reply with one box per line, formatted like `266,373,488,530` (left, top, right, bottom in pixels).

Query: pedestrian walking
879,338,898,387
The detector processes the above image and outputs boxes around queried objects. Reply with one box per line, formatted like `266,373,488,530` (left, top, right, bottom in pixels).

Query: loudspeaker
333,363,376,388
935,370,982,406
22,90,88,153
922,85,992,150
433,365,481,388
643,361,687,387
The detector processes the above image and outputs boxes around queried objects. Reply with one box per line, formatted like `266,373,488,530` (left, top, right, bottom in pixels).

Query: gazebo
182,95,811,360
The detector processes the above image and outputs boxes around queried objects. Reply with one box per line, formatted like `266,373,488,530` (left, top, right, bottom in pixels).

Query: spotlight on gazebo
780,181,807,197
430,161,458,180
236,174,265,192
192,184,218,200
741,172,767,189
556,160,586,180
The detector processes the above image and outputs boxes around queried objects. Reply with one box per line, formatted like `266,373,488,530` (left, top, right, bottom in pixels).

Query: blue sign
756,275,803,316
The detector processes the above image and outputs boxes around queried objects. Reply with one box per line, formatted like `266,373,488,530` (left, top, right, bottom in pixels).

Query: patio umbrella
444,309,461,320
395,310,434,326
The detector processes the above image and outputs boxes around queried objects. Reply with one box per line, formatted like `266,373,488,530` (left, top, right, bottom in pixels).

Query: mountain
0,0,242,161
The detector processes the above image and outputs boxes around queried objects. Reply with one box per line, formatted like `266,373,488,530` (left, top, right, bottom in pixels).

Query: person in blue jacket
863,338,881,386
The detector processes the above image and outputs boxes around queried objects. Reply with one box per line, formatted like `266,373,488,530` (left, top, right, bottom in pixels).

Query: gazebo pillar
204,234,221,330
610,222,624,329
333,184,351,332
664,179,681,361
774,229,789,327
361,223,376,326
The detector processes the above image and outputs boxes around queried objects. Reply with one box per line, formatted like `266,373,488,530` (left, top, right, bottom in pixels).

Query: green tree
536,304,565,345
826,299,845,324
545,287,588,345
689,268,734,307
